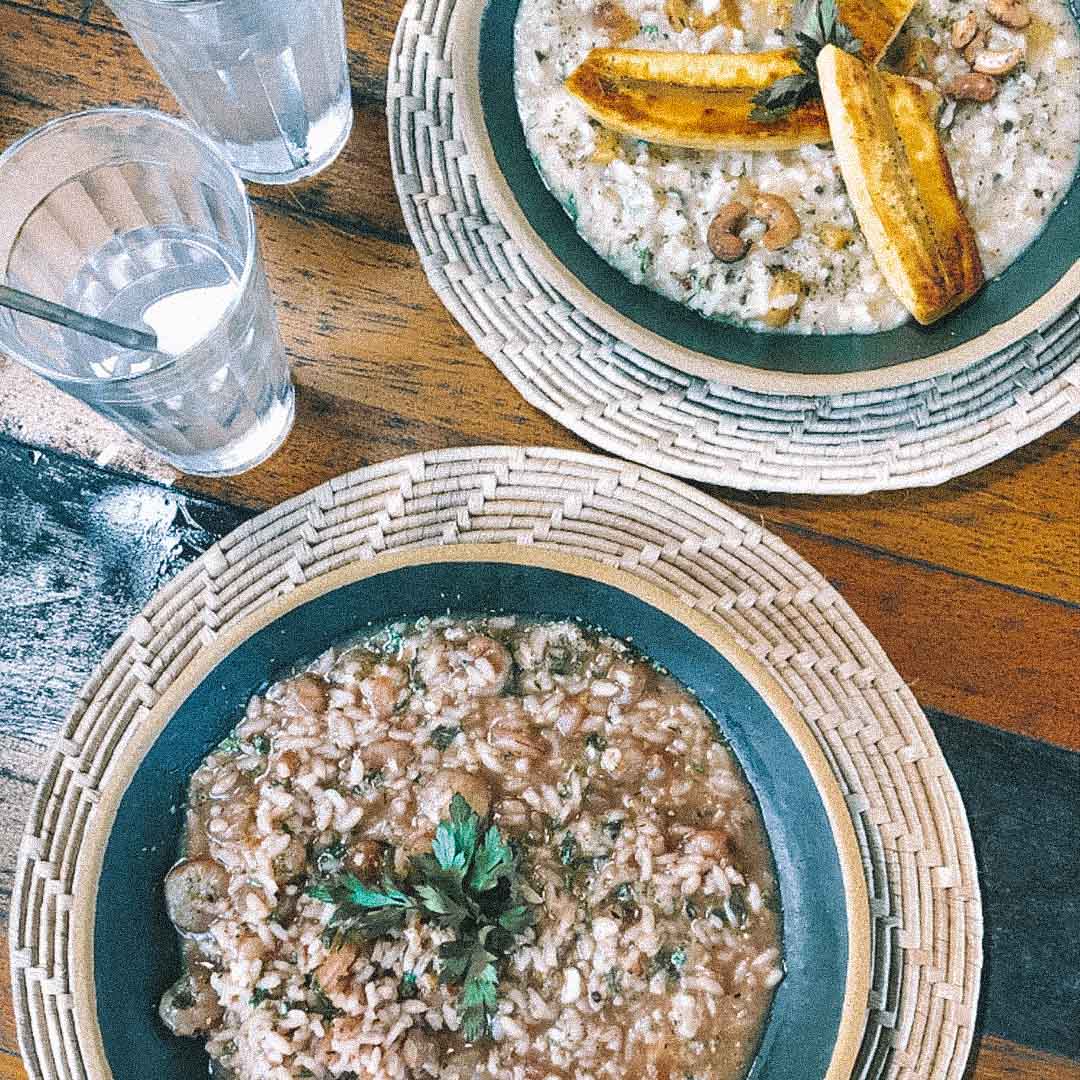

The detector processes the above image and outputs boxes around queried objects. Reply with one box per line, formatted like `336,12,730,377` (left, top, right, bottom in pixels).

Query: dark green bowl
86,550,868,1079
454,0,1080,390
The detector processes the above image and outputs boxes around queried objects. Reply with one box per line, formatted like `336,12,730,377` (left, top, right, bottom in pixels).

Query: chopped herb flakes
430,725,460,750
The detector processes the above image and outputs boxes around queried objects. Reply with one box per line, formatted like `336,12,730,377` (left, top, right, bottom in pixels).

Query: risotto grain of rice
159,616,783,1080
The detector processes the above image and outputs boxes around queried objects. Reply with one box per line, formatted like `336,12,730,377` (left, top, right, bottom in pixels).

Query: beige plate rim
70,544,871,1080
451,0,1080,397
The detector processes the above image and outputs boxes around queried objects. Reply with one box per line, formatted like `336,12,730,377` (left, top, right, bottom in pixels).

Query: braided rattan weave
386,0,1079,494
12,447,980,1079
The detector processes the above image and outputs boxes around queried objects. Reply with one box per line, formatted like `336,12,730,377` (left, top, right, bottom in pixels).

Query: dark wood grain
0,440,250,902
931,709,1080,1057
964,1039,1080,1080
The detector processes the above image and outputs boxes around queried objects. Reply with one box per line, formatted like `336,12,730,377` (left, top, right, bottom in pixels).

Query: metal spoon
0,284,161,353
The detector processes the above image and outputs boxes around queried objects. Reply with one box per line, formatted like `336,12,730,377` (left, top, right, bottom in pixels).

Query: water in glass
0,111,294,476
108,0,353,183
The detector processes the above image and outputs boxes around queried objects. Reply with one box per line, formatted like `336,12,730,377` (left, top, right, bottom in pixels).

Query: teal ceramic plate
74,547,869,1080
452,0,1080,393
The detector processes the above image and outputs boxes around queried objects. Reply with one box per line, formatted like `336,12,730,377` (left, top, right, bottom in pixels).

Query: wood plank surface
964,1038,1080,1080
0,0,1077,604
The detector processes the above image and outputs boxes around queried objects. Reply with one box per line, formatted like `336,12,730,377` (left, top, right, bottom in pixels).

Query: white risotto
514,0,1080,333
159,616,783,1079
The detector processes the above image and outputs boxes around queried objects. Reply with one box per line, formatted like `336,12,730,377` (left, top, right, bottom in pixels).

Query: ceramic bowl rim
450,0,1080,396
69,543,871,1079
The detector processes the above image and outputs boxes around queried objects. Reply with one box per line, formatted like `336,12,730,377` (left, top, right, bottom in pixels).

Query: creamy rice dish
159,616,783,1079
514,0,1080,333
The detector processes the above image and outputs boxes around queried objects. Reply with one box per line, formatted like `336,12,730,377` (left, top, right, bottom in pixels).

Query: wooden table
0,1,1078,1076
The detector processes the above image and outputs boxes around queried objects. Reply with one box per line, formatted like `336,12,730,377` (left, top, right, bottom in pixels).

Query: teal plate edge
476,0,1080,377
95,561,851,1079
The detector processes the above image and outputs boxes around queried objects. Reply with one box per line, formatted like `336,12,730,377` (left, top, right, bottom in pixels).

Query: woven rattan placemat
11,447,980,1079
386,0,1079,494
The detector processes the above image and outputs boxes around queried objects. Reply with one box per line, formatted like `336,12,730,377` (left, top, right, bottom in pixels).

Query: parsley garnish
750,0,862,122
307,794,534,1042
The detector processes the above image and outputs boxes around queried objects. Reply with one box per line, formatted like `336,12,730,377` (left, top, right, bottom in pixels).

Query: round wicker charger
386,0,1080,494
11,446,980,1080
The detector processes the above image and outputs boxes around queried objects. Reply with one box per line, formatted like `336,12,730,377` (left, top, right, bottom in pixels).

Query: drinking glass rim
0,106,260,386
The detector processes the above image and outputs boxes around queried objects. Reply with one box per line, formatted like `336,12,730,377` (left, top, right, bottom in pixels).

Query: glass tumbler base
166,382,296,476
238,107,354,186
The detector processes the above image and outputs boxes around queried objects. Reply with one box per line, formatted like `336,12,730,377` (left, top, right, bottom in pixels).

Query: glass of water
0,108,294,476
105,0,353,185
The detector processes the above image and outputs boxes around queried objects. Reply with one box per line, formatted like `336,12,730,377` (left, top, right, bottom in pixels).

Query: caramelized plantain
816,44,983,323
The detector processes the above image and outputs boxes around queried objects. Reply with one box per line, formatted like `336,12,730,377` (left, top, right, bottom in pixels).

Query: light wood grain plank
786,532,1080,751
721,421,1080,604
1,0,397,97
0,944,18,1065
0,1052,24,1080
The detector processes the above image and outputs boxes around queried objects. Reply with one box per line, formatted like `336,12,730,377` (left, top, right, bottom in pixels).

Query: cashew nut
751,193,801,251
707,203,750,262
761,270,805,328
818,223,854,251
950,12,980,50
962,29,989,65
665,0,690,30
972,46,1024,74
902,36,941,74
691,0,742,31
942,72,999,100
594,0,639,42
987,0,1031,28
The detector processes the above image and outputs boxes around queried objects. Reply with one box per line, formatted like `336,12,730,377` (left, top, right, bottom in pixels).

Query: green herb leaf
469,824,515,893
340,875,411,909
433,821,467,872
430,725,460,750
497,904,533,933
307,979,342,1020
559,833,579,867
749,72,817,122
751,0,862,122
449,793,480,864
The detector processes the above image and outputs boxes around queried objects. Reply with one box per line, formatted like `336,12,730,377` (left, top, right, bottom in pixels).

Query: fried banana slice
584,47,804,90
839,0,918,61
816,44,983,324
565,53,830,151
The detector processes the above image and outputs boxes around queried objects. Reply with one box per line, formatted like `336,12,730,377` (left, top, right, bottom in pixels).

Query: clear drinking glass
105,0,354,184
0,108,294,476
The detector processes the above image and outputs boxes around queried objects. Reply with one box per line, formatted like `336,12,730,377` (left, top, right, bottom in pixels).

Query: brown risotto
159,615,784,1079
